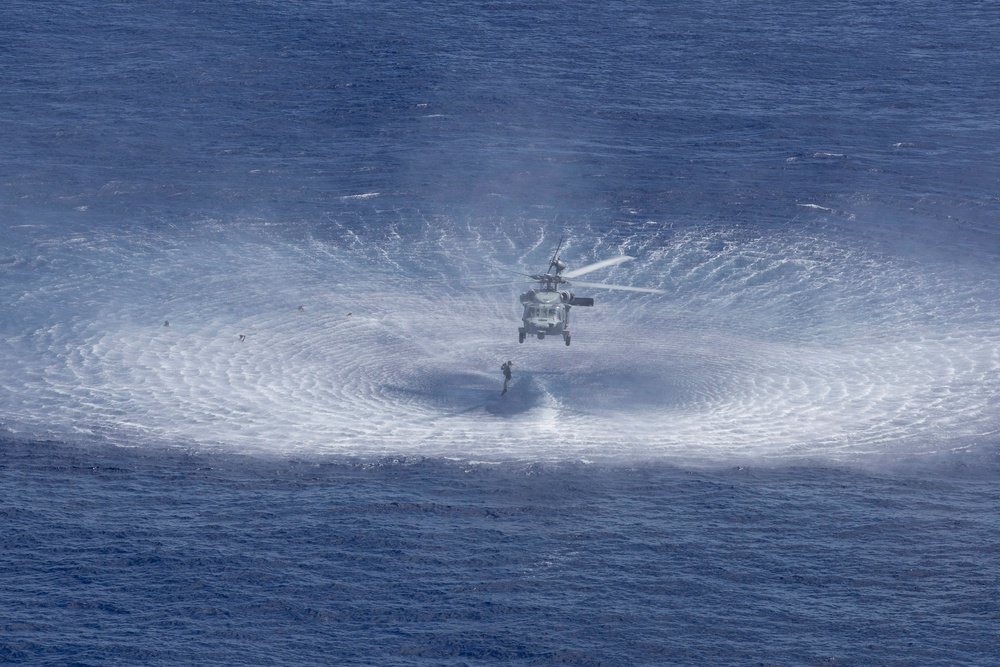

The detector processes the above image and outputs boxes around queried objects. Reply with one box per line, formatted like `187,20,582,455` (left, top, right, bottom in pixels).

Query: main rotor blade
566,279,665,294
549,236,565,268
468,281,531,289
433,251,534,278
561,255,634,278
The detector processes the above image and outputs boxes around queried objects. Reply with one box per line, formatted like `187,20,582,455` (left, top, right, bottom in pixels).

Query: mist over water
5,0,1000,465
3,213,998,464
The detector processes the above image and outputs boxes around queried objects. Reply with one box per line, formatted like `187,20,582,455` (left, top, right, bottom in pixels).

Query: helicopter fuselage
518,288,592,345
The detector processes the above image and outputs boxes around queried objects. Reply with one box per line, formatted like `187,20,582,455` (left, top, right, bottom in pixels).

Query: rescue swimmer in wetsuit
501,360,513,395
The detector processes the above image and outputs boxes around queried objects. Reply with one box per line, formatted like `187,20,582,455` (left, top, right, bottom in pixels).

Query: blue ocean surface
2,0,1000,664
2,442,998,666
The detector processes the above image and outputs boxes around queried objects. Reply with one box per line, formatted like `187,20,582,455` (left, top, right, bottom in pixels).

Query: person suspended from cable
501,360,513,395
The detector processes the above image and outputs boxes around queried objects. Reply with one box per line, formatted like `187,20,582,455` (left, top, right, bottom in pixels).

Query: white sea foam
2,220,998,463
339,192,381,200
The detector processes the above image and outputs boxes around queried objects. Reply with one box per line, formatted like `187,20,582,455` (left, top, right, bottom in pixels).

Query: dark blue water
3,1,1000,664
3,441,998,666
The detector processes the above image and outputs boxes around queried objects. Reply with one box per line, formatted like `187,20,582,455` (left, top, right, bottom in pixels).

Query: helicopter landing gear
537,332,545,340
563,332,571,346
518,329,525,343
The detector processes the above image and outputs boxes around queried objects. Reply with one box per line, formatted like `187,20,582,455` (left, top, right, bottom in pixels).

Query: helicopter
515,242,664,345
458,240,665,345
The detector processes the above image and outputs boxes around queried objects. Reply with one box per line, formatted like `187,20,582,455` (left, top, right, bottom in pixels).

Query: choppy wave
2,217,999,463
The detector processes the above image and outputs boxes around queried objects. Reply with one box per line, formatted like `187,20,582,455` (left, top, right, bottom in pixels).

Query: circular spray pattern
1,219,998,463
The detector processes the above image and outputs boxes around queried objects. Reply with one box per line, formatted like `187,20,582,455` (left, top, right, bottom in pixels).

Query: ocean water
2,0,999,664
